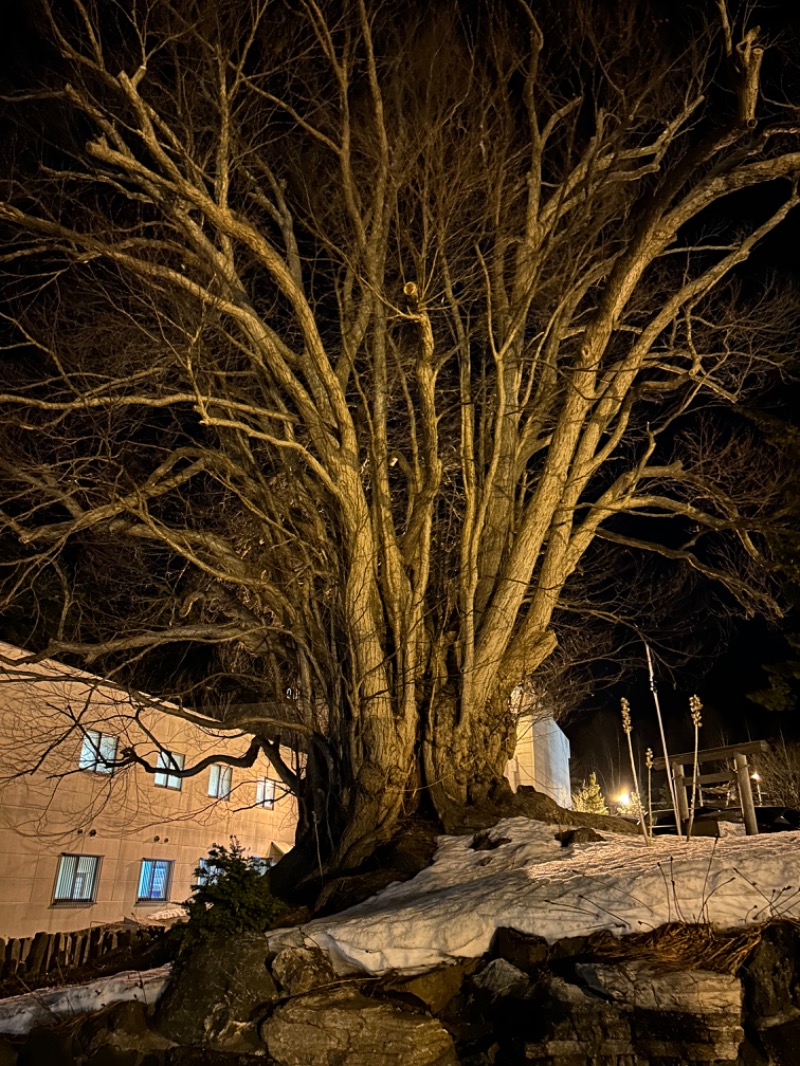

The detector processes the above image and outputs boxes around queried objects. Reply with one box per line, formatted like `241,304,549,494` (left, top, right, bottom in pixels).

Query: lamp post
751,772,763,805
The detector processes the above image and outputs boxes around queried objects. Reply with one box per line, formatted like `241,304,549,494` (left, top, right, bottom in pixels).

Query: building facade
0,644,571,939
505,686,572,808
0,642,298,939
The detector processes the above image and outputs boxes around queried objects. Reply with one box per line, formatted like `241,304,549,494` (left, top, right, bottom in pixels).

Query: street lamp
751,772,763,805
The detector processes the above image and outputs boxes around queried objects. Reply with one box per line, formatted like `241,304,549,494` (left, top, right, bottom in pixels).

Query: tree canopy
1,0,799,877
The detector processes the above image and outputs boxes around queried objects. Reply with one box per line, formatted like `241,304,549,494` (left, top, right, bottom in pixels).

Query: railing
652,740,769,836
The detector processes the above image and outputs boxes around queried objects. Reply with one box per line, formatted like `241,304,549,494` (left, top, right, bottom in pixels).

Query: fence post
735,753,759,835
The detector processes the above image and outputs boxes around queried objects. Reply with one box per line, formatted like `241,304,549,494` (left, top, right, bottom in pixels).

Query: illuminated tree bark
0,0,797,873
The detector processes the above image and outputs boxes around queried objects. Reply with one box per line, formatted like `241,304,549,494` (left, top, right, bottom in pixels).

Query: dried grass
582,921,767,975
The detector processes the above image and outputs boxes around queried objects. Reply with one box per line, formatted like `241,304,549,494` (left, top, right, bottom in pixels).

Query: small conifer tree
571,772,609,814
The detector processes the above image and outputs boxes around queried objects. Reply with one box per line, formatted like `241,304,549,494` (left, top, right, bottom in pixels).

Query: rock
463,960,745,1063
575,961,743,1062
88,1048,163,1066
154,934,275,1051
490,927,549,970
270,945,335,995
18,1027,76,1066
471,959,532,1002
546,933,593,960
741,920,800,1024
746,1013,800,1066
555,826,604,847
577,959,743,1014
470,831,511,852
165,1050,268,1065
379,960,475,1014
261,985,459,1066
77,1001,171,1063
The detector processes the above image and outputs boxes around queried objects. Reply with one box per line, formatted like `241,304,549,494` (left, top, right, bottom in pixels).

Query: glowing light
617,792,631,807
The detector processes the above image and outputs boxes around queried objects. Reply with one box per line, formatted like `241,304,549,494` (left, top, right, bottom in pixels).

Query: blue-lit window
153,750,184,790
251,856,275,876
53,854,101,904
78,730,117,774
137,859,173,901
194,857,217,888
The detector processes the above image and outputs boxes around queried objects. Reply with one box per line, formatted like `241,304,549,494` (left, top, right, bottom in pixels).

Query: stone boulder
270,945,335,996
490,927,549,971
555,826,604,847
378,960,476,1015
154,934,275,1051
260,985,459,1066
75,1000,171,1064
741,919,800,1023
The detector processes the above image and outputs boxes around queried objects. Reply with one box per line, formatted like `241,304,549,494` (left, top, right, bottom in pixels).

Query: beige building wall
0,642,298,939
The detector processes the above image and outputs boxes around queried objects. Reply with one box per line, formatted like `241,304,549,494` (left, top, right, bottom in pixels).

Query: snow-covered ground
273,819,800,974
3,818,799,1035
0,966,170,1036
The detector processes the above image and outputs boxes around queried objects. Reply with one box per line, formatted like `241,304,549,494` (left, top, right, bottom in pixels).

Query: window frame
153,750,185,791
256,777,276,809
53,853,102,905
78,729,118,775
208,763,232,800
137,858,174,902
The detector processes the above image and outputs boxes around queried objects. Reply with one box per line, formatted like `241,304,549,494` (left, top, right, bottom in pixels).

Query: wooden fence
0,922,151,985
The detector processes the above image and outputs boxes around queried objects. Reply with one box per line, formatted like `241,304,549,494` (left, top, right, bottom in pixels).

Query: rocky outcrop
740,919,800,1064
9,919,800,1065
457,951,744,1064
153,934,276,1051
261,985,459,1066
269,945,335,996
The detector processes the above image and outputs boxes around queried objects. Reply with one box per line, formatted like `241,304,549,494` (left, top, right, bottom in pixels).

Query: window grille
53,854,101,903
137,858,173,901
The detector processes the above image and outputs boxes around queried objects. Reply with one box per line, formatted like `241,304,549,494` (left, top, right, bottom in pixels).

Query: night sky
564,618,800,799
1,0,799,792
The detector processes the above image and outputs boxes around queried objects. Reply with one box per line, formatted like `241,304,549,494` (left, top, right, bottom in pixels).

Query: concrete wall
0,642,298,939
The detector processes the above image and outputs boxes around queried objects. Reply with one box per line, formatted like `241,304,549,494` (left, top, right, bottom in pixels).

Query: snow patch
0,966,171,1036
270,819,800,974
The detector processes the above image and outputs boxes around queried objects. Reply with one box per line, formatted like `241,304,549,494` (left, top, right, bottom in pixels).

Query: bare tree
0,0,798,875
752,740,800,807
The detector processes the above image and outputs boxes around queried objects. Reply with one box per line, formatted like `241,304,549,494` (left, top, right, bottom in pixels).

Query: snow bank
0,966,171,1036
4,818,799,1034
274,820,800,974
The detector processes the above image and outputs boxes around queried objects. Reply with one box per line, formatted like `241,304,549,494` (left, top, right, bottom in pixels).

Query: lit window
251,856,274,875
78,730,117,774
137,859,173,901
153,750,185,790
256,778,275,809
194,857,218,887
53,854,101,904
208,764,232,800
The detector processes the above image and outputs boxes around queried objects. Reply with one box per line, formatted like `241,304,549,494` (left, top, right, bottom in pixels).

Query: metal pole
646,643,681,834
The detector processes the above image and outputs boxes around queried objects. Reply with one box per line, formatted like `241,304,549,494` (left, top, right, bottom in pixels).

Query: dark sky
2,0,799,779
564,618,800,797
